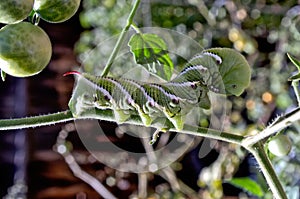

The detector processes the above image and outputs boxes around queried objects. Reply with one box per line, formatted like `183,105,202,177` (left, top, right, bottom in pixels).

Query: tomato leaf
128,33,174,81
287,53,300,72
227,177,264,197
288,73,300,81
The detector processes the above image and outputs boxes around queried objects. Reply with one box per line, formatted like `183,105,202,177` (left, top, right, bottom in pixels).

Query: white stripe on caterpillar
105,77,134,106
174,64,208,80
147,84,180,104
120,78,158,108
202,51,222,64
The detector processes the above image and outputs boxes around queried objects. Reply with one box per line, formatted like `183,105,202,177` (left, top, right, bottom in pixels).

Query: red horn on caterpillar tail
63,71,81,77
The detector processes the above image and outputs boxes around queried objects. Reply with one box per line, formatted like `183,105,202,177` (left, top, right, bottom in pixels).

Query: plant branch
242,107,300,147
0,110,74,130
76,109,245,144
246,142,287,199
54,124,118,199
131,23,142,34
138,173,148,198
101,0,141,77
0,107,243,146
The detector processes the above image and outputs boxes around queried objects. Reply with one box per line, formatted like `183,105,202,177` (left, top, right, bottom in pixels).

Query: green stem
246,142,287,199
0,107,243,144
243,107,300,146
131,23,142,34
179,124,244,144
75,109,245,145
0,110,74,130
101,0,141,77
28,10,40,25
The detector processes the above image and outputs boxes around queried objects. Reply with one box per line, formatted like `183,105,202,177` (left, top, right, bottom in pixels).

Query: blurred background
1,0,300,198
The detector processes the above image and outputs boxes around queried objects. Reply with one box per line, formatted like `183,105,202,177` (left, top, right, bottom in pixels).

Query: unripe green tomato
0,22,52,77
0,0,34,24
268,134,292,157
33,0,81,23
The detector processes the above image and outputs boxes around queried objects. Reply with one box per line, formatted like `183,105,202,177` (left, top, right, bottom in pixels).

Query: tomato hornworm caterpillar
66,48,251,131
65,71,210,130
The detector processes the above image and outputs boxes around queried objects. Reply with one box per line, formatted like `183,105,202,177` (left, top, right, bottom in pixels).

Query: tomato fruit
33,0,81,23
0,0,34,24
0,22,52,77
267,134,292,157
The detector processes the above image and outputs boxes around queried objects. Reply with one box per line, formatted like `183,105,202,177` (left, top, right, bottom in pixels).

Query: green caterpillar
67,48,251,130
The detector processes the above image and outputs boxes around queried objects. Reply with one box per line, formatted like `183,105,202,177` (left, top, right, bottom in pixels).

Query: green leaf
288,72,300,81
287,53,300,71
128,33,174,81
227,177,264,197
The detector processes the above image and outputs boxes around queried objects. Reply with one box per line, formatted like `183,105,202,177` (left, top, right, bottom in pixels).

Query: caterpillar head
64,71,113,116
203,48,251,96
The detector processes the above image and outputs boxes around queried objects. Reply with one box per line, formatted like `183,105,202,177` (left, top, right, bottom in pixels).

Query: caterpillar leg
163,110,184,131
136,107,153,126
71,93,104,117
169,114,184,131
149,129,161,145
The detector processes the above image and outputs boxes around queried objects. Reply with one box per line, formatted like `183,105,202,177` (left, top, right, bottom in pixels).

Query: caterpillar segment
178,50,224,93
115,78,154,126
201,48,251,96
170,64,208,84
141,83,184,130
79,73,130,123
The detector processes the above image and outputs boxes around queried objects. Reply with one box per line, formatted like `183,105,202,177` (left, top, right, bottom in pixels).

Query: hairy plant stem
0,110,73,130
101,0,141,77
246,142,287,199
242,107,300,147
0,108,244,143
